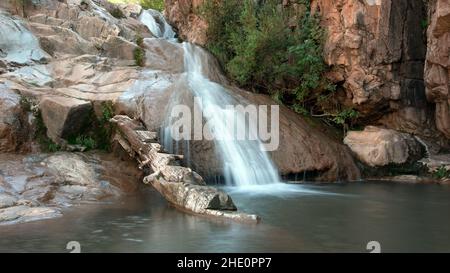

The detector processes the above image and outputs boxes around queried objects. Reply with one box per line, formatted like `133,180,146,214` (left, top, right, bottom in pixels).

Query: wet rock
237,89,361,181
0,205,62,225
147,178,237,212
4,65,53,87
0,193,17,209
115,39,361,182
420,154,450,175
142,38,185,73
0,152,142,224
0,11,51,66
344,126,423,167
39,96,92,144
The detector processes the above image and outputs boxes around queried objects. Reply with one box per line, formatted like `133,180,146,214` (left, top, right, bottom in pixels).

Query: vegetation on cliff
108,0,164,11
199,0,358,131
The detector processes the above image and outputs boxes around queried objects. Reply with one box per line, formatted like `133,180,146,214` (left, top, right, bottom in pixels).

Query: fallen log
110,115,260,223
111,115,204,184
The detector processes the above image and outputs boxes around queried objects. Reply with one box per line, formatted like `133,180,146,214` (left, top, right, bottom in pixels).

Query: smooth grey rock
0,193,17,209
0,205,62,225
0,11,51,65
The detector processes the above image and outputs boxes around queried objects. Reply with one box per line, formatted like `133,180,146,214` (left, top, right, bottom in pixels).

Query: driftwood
110,115,260,223
110,115,204,185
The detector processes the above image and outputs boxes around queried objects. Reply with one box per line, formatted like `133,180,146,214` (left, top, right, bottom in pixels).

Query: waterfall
182,43,280,186
139,10,177,41
139,10,281,186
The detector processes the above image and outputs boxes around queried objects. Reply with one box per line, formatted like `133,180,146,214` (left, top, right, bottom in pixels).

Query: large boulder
344,126,424,167
425,0,450,139
39,96,92,144
103,35,139,61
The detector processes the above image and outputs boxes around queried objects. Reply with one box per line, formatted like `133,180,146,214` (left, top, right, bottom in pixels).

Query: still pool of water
1,182,449,252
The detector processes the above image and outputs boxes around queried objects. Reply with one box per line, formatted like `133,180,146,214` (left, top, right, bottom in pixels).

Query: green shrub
433,166,450,180
200,0,358,130
101,101,115,122
136,34,144,47
139,0,164,11
72,135,97,150
107,0,164,11
134,47,145,67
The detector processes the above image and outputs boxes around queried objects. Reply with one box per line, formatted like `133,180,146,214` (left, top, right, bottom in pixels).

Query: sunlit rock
344,126,424,167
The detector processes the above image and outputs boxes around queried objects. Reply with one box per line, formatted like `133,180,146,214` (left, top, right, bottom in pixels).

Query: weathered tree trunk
110,115,259,223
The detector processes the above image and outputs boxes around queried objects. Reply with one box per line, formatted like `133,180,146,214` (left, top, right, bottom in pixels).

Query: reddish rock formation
164,0,208,45
164,0,450,152
425,0,450,139
310,0,437,137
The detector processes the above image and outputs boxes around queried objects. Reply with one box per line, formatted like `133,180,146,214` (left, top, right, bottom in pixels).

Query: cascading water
139,10,281,186
139,9,177,41
181,43,280,186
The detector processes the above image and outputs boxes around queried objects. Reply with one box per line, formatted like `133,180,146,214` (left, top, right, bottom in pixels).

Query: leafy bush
200,0,359,130
133,47,145,67
433,166,450,180
139,0,164,11
136,34,144,47
107,0,164,11
71,135,97,150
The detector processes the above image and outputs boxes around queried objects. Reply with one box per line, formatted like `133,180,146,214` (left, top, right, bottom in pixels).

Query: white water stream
139,9,280,186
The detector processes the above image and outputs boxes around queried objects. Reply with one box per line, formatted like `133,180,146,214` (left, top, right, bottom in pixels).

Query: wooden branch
110,115,204,185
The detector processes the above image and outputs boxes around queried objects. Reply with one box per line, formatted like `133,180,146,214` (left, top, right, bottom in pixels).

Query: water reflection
1,183,450,252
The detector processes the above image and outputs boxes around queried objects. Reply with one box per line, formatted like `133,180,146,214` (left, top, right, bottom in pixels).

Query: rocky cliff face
164,0,207,45
310,0,433,135
425,0,450,139
165,0,450,171
0,0,360,185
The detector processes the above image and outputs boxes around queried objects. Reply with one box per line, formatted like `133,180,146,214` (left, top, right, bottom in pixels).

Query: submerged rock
344,126,423,167
0,152,142,225
0,205,62,225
